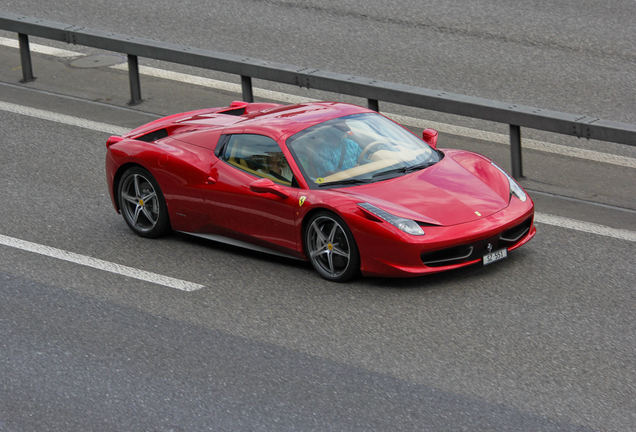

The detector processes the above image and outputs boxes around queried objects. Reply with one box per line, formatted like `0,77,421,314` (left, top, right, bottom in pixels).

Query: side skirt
177,231,304,261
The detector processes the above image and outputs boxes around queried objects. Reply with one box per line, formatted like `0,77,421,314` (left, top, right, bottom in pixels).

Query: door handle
205,176,216,185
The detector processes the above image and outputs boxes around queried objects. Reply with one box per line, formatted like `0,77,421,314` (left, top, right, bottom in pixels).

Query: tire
304,211,360,282
118,167,170,238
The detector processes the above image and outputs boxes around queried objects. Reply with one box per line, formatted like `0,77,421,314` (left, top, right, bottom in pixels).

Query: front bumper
352,197,535,278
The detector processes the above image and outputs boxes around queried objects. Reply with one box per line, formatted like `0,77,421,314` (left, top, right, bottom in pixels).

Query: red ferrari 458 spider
106,101,535,281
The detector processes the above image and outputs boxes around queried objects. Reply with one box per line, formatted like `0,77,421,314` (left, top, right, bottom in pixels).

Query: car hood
338,150,511,226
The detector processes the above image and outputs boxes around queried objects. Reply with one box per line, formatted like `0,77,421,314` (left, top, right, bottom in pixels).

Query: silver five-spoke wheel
118,167,170,238
305,212,359,282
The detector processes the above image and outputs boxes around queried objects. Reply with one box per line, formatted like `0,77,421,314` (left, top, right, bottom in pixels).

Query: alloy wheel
120,173,160,233
307,215,353,280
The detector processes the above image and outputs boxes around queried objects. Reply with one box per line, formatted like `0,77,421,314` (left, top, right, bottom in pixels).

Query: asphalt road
0,3,635,431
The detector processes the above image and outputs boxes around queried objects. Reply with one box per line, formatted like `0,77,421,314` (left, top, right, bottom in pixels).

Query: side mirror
249,178,289,199
422,128,438,149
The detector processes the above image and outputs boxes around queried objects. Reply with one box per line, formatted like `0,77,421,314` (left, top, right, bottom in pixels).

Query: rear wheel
304,212,360,282
118,167,170,238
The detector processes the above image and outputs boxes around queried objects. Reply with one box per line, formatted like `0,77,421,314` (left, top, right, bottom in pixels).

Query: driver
312,125,361,177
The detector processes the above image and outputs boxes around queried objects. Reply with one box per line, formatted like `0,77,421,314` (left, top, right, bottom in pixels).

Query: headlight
491,163,527,202
358,203,425,236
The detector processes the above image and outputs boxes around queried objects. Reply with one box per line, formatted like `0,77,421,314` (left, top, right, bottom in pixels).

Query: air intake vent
219,107,246,116
135,128,168,142
421,245,474,267
501,218,532,243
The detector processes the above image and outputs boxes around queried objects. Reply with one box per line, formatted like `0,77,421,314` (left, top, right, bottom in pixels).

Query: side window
222,134,294,186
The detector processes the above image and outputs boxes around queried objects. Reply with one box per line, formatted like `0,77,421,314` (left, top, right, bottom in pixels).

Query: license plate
483,248,508,265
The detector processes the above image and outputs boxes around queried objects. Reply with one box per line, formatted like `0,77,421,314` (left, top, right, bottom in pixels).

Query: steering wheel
357,141,386,165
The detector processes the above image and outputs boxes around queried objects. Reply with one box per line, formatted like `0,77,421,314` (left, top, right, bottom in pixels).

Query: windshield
286,113,441,188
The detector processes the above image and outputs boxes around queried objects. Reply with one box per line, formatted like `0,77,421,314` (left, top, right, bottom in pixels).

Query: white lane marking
0,101,130,135
535,212,636,243
2,36,635,169
109,63,316,104
0,36,81,58
0,234,204,291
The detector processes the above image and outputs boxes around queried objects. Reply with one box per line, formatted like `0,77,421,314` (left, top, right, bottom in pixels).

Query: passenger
259,152,293,182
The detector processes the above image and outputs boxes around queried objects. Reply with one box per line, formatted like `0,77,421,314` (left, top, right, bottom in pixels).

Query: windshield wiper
405,161,437,172
372,161,437,179
317,178,372,187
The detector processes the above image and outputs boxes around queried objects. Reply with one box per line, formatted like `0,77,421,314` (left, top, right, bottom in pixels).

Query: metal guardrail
1,11,635,179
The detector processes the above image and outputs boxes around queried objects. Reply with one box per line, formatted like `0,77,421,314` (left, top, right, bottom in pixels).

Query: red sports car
106,101,535,281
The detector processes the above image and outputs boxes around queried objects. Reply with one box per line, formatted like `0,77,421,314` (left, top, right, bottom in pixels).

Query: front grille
420,217,532,267
421,235,498,267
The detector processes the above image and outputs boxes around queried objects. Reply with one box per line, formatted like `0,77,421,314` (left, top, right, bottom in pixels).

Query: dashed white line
0,234,204,291
534,213,636,243
109,63,316,105
0,100,130,135
2,36,635,169
0,35,81,58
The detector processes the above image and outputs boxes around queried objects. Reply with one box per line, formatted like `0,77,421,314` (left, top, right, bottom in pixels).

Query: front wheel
304,212,360,282
118,167,170,238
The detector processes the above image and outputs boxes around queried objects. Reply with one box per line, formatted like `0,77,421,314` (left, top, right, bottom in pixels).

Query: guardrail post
510,124,523,179
368,99,379,112
241,76,254,103
18,33,35,83
127,54,142,105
